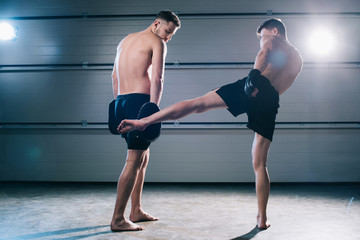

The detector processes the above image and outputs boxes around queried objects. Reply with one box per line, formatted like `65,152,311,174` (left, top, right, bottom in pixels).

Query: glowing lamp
309,29,335,56
0,22,17,40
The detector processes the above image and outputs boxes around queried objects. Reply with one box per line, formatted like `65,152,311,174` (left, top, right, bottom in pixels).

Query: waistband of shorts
117,93,150,100
257,75,279,96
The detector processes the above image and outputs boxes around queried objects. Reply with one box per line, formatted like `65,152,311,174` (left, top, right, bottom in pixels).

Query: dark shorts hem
247,123,274,142
215,76,279,141
215,77,249,117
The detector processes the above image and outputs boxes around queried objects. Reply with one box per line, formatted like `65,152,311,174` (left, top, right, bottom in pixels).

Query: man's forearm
112,79,118,99
150,78,163,105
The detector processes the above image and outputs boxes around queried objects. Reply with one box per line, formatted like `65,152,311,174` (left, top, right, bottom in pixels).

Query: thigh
195,89,228,111
215,78,250,117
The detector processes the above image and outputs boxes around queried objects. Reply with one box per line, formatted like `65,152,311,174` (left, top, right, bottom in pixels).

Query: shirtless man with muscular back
110,11,180,232
118,18,303,229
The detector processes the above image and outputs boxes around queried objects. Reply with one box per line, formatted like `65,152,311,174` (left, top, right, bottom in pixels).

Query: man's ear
153,20,161,28
272,27,279,35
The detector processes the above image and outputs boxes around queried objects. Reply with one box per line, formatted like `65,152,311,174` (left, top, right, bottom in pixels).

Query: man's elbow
152,76,164,88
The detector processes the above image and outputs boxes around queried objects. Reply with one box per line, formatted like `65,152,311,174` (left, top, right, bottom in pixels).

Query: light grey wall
0,0,359,182
1,67,360,123
1,128,359,182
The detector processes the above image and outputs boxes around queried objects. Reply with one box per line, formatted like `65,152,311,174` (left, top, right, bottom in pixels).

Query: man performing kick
118,18,303,229
110,11,180,232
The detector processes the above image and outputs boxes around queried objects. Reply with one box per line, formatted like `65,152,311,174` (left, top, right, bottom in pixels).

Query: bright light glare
309,29,335,56
0,22,17,40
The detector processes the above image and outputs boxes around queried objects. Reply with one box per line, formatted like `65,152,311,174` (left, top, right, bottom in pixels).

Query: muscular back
112,30,165,97
254,36,303,95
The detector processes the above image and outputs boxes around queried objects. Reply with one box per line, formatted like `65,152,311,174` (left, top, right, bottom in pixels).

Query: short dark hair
155,10,181,28
257,18,286,37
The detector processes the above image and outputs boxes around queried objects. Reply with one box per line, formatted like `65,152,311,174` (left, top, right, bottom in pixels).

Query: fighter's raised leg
118,90,227,134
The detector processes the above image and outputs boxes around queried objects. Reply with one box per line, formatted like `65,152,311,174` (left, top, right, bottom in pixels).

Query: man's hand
251,88,259,97
117,119,146,134
244,69,261,97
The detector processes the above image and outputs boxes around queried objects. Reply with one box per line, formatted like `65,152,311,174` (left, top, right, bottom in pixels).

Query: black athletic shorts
115,93,151,150
215,76,279,141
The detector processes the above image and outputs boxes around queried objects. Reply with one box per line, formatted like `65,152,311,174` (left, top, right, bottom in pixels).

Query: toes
110,219,145,232
257,222,271,230
130,212,159,222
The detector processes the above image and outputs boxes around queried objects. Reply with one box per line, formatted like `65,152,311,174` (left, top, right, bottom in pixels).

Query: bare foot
257,217,271,230
130,210,159,223
110,218,145,232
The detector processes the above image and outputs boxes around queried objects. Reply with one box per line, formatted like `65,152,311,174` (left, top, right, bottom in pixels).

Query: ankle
257,213,267,220
112,214,126,223
130,207,142,215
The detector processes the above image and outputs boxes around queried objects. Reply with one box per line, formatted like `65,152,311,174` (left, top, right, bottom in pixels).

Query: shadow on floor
3,225,111,240
230,226,264,240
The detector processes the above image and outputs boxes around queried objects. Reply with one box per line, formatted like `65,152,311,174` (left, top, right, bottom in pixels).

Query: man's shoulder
138,31,165,48
123,31,163,48
147,32,165,45
287,43,303,65
147,35,165,52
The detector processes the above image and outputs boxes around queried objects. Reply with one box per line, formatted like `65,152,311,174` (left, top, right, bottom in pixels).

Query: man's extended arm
253,36,272,72
244,36,273,97
112,64,118,99
149,40,167,105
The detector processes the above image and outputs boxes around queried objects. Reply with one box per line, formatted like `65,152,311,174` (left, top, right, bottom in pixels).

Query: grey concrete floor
0,182,359,240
